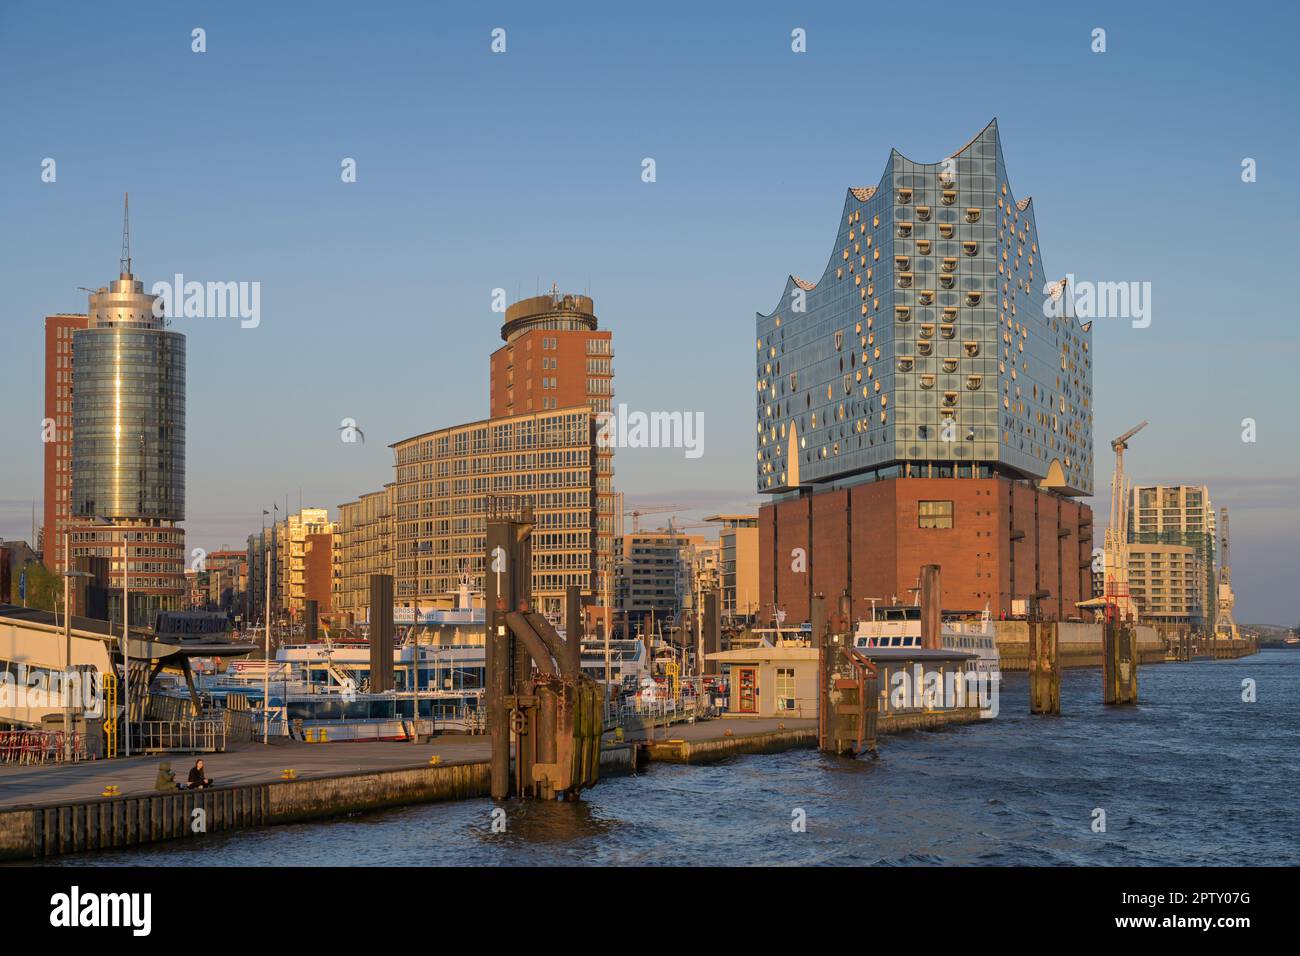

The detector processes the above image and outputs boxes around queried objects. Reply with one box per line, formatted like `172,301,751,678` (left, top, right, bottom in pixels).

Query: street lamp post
121,530,130,757
410,622,420,745
61,532,94,761
263,547,271,744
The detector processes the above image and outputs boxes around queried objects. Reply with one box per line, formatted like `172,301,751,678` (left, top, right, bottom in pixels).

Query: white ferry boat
852,604,1000,674
578,636,651,694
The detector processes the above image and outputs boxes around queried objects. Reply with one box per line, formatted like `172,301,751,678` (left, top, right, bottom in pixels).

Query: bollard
1028,621,1060,714
1103,622,1138,705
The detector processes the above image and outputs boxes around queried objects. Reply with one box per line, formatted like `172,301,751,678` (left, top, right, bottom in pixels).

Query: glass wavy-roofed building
756,118,1092,497
754,121,1096,625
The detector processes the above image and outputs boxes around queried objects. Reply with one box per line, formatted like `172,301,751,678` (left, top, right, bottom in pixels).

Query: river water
57,650,1300,866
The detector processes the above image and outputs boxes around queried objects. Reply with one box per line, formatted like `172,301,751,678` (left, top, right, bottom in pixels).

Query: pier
0,702,1000,860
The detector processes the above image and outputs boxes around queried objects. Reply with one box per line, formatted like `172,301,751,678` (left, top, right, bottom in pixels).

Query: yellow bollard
280,768,297,780
428,755,442,766
614,727,625,743
319,728,328,743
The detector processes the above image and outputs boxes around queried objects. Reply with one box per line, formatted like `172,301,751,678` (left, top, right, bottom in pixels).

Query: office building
706,514,760,623
489,287,613,418
69,199,186,626
615,529,706,629
42,313,89,573
392,406,609,620
334,485,396,624
272,508,334,621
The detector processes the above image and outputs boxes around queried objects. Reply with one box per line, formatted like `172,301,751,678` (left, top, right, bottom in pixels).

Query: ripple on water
44,651,1300,867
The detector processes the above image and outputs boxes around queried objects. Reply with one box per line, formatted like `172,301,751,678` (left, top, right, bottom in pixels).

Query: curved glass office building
71,321,185,520
71,241,187,625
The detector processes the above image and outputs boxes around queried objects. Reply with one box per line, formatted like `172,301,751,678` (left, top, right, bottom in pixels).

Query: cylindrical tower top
87,275,163,329
500,285,597,342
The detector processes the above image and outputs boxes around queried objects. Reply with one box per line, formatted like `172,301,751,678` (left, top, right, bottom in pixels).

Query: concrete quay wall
0,744,636,862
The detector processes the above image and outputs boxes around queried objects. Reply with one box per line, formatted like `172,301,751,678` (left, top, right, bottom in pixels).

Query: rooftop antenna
119,192,132,276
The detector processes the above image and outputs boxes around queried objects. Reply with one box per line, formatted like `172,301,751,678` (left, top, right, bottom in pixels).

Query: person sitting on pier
186,759,213,790
154,761,180,792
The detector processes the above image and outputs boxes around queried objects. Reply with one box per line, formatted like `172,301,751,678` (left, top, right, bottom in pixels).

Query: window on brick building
918,500,953,529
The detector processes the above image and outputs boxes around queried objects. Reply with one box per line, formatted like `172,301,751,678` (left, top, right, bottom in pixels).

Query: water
55,651,1300,866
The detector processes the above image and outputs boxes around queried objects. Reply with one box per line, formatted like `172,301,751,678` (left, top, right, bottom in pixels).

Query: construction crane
1216,506,1239,640
624,504,687,532
1104,421,1147,622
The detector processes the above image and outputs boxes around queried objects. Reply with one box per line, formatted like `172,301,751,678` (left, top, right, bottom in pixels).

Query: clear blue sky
1,0,1297,623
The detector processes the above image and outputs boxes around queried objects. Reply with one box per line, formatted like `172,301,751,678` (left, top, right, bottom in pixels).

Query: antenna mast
120,192,132,276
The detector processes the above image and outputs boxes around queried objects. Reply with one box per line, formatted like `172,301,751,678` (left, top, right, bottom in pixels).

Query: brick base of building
758,476,1094,625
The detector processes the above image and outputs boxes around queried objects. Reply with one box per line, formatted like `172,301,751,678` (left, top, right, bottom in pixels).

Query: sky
1,0,1297,624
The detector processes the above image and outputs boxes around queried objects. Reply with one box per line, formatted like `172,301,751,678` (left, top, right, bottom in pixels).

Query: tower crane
624,503,687,532
1105,421,1147,622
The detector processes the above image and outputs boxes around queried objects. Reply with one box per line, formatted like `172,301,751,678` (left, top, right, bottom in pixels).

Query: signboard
153,611,231,640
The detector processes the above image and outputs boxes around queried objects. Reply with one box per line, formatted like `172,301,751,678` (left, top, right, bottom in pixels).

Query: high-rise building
246,529,269,623
706,514,760,623
1124,543,1203,627
200,548,248,616
489,287,614,418
1128,484,1216,632
335,485,396,624
43,313,89,573
392,406,609,620
756,121,1094,623
69,198,186,626
488,288,616,606
272,508,334,621
615,529,705,629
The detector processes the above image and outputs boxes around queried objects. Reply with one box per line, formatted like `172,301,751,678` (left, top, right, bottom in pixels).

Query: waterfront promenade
0,717,817,811
0,738,489,810
0,717,830,859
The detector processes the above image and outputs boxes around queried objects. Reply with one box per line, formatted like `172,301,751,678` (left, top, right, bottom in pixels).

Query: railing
134,720,227,754
0,730,90,764
607,690,720,730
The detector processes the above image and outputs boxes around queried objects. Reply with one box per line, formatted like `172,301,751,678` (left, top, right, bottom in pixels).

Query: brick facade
759,477,1092,625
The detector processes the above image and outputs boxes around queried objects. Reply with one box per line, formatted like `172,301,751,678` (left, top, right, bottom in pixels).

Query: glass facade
392,407,609,617
756,120,1093,496
71,326,186,521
